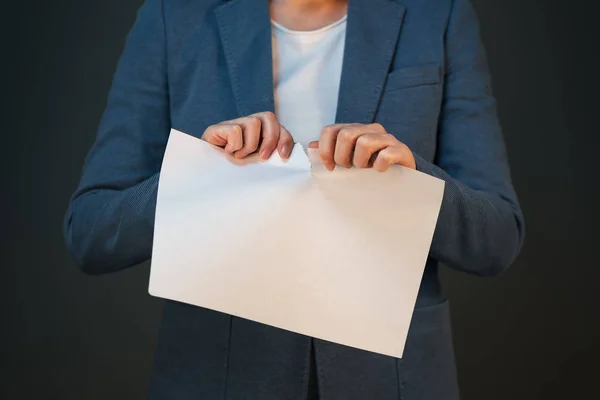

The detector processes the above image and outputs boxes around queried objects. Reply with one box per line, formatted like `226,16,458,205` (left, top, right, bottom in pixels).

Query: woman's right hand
201,111,294,160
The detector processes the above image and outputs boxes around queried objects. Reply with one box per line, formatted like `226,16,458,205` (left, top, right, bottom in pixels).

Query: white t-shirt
271,15,347,147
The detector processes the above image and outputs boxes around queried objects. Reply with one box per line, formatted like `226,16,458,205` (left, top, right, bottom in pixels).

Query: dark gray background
3,0,598,398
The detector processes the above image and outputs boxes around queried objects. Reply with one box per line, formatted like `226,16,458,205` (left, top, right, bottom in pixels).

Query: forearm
64,174,159,274
64,0,170,274
415,153,523,276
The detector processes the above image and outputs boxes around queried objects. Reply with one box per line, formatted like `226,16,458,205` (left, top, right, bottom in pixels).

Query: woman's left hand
308,123,416,172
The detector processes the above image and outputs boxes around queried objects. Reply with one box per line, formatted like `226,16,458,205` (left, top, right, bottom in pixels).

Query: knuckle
371,123,385,132
382,150,394,162
263,128,278,141
280,134,293,144
338,128,353,140
206,124,219,133
263,137,277,148
280,127,292,139
356,134,374,147
264,137,278,146
394,140,407,153
262,111,276,120
322,124,336,135
248,116,261,128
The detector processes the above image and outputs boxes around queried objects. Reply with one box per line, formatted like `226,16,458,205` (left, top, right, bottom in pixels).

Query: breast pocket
383,63,442,91
375,63,443,159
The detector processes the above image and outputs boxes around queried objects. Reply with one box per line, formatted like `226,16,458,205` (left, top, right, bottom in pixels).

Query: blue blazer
64,0,525,398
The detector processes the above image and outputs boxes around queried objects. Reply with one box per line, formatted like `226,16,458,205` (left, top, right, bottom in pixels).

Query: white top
271,15,347,147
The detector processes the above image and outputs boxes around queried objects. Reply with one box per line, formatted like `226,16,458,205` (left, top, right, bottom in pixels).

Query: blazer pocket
383,63,442,92
396,299,461,400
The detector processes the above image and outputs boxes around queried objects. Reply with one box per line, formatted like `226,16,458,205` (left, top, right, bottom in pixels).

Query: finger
201,124,243,153
277,125,294,159
353,133,395,168
200,124,226,146
334,125,373,168
308,141,319,149
368,123,387,134
255,112,280,159
373,147,404,172
234,116,261,158
319,124,349,170
225,125,244,153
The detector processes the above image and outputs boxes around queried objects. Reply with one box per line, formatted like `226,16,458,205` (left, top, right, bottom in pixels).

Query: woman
64,0,524,398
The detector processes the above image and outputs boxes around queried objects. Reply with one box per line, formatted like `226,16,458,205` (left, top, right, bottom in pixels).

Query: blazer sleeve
413,0,525,276
64,0,169,275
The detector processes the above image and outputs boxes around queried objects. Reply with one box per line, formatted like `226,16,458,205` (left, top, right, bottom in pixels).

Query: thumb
308,141,319,149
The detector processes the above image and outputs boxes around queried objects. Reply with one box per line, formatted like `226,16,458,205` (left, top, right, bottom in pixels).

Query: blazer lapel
336,0,406,124
215,0,275,117
214,0,406,123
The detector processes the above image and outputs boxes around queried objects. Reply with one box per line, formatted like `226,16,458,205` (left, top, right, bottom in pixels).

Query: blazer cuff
413,152,445,179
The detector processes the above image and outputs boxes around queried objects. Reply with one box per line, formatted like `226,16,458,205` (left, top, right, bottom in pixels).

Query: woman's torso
149,0,458,398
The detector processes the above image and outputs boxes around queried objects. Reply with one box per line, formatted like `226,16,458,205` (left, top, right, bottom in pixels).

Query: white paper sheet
150,129,444,358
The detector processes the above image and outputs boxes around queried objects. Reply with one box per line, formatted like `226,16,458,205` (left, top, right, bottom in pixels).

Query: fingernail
281,145,290,159
260,149,269,159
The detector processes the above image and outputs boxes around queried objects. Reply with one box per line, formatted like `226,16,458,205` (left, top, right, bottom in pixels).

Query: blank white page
150,129,444,358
